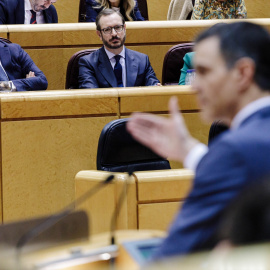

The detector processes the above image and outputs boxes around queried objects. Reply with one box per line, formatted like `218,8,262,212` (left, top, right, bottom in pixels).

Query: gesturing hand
127,96,199,162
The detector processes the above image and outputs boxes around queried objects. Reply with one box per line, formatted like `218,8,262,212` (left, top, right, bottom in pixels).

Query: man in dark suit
78,9,160,89
127,22,270,259
0,0,58,24
0,39,47,91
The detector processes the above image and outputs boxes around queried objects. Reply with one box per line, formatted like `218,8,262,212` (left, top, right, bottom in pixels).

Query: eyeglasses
100,25,124,35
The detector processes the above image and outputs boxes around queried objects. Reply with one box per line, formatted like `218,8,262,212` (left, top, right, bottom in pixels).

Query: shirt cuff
183,143,208,171
10,81,17,91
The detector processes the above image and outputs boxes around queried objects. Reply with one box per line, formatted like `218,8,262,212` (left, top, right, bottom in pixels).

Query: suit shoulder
79,49,100,63
126,48,148,59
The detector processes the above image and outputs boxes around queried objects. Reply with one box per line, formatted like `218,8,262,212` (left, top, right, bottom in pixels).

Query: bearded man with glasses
78,9,160,89
0,0,58,24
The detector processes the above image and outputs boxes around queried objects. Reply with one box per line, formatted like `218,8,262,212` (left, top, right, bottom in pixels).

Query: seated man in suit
78,9,160,89
0,0,58,24
0,38,48,91
127,22,270,259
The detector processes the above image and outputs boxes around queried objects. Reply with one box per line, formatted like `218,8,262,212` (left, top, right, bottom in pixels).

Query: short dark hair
195,22,270,91
96,9,125,31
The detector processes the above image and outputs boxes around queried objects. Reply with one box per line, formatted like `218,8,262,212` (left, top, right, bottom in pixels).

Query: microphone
110,171,133,246
16,174,115,250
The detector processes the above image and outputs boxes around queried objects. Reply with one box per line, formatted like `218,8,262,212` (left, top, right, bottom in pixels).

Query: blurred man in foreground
127,22,270,259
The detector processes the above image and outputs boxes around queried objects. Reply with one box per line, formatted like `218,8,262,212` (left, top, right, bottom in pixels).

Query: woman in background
192,0,247,20
85,0,145,22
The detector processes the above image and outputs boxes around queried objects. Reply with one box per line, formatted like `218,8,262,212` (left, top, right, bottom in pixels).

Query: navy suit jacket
153,105,270,259
78,46,159,89
85,0,145,22
0,0,58,24
0,40,48,91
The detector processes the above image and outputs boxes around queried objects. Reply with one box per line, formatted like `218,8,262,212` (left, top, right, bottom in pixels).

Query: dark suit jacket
0,40,48,91
152,105,270,259
85,0,145,22
0,0,58,24
78,46,159,89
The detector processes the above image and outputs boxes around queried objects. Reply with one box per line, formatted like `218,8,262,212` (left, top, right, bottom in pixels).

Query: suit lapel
97,47,117,87
0,44,12,78
16,0,25,24
44,9,51,23
125,48,138,87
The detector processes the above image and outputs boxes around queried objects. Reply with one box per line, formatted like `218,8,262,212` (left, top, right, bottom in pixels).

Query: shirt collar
104,46,125,61
231,96,270,130
25,0,32,11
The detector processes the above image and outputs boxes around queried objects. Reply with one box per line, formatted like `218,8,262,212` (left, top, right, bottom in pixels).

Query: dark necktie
113,55,123,87
30,10,37,24
0,64,8,81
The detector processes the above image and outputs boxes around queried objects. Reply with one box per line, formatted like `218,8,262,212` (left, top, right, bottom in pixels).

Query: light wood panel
75,169,193,234
2,116,117,222
75,171,137,234
245,0,270,18
0,88,209,223
138,202,181,230
135,169,193,202
0,89,118,119
147,0,171,21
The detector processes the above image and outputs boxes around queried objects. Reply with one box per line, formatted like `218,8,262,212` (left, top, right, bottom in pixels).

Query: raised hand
127,96,199,162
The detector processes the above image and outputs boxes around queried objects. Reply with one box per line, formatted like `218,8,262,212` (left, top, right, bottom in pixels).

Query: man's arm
0,0,8,24
11,44,48,91
78,56,99,89
144,56,161,86
85,0,100,22
151,140,247,259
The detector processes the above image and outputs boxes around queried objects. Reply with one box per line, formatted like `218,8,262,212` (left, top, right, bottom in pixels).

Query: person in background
179,51,195,85
85,0,145,22
0,0,58,24
127,22,270,259
79,9,160,89
192,0,247,20
167,0,194,20
0,38,47,91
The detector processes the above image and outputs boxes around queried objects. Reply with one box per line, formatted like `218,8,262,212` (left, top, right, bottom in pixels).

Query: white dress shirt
184,96,270,171
104,46,126,87
24,0,45,24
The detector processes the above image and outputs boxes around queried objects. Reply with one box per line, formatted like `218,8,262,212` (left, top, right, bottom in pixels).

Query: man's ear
96,30,102,41
234,57,255,92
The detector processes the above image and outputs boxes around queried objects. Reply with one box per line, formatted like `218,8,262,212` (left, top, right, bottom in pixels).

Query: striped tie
30,10,37,24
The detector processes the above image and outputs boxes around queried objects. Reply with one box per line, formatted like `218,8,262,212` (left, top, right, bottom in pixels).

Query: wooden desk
4,19,270,90
75,169,194,235
0,86,207,224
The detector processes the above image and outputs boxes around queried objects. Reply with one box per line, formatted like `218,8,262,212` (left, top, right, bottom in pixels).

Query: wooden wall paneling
119,86,198,113
0,90,119,119
1,116,117,222
25,48,65,90
138,202,181,230
135,169,193,202
0,25,8,39
147,0,171,21
245,0,270,19
75,171,137,235
54,0,80,23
